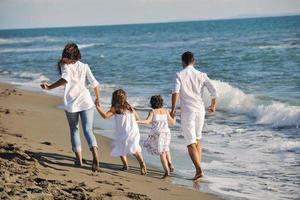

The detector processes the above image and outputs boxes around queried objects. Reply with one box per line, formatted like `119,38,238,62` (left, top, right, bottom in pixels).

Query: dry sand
0,82,221,200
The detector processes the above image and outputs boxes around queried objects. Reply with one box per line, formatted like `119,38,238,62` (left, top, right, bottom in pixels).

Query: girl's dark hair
181,51,195,66
57,42,81,74
111,89,133,114
150,95,164,109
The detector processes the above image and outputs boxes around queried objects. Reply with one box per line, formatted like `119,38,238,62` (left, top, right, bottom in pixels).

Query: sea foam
203,80,300,128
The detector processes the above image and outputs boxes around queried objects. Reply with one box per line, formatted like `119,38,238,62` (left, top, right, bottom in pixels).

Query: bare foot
140,163,147,175
92,158,101,172
168,163,174,172
121,165,129,171
193,170,204,181
74,160,83,167
161,173,170,179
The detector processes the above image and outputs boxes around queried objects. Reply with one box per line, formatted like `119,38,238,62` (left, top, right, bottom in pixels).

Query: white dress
143,112,171,155
111,112,142,157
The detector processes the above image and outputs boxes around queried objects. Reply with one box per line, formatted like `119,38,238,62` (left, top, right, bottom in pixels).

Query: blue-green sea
0,15,299,200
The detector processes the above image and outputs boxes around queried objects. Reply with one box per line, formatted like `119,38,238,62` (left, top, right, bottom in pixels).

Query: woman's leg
160,152,170,178
120,156,128,170
166,151,174,172
65,111,82,166
133,151,147,175
80,108,99,171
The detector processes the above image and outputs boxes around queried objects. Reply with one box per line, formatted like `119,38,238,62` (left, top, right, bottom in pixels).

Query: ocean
0,15,299,200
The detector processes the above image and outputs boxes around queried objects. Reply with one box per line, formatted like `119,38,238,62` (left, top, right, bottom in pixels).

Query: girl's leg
166,151,174,172
120,156,128,170
160,152,170,179
80,108,99,171
65,111,82,166
133,151,147,175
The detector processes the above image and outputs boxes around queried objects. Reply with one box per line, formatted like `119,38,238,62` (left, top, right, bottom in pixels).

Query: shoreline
0,82,221,200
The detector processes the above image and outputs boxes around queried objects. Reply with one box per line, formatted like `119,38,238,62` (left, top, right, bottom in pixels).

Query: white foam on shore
203,80,300,128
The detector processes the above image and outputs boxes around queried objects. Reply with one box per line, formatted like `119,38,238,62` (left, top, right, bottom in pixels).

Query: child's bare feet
168,163,174,172
161,173,170,179
121,165,129,171
140,163,147,175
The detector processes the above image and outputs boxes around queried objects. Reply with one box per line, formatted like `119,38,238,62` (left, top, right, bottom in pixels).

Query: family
40,42,217,181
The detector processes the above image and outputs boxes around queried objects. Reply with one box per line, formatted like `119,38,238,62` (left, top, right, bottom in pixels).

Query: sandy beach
0,82,221,200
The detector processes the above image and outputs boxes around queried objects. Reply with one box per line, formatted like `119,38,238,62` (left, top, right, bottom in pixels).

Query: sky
0,0,300,29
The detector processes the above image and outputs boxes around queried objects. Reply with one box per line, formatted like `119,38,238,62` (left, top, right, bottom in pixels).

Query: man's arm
203,74,217,113
171,93,179,117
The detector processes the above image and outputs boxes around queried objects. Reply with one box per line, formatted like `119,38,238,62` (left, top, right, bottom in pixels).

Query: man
171,51,217,180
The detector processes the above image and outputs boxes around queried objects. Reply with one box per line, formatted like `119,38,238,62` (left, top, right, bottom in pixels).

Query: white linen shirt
172,65,217,112
61,61,99,113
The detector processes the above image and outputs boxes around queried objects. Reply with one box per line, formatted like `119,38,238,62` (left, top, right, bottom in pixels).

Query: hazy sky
0,0,300,29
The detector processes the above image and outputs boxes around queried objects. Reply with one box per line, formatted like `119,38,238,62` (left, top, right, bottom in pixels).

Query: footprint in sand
41,141,52,146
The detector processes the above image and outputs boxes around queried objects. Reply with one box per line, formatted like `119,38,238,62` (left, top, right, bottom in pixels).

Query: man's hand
170,109,176,118
40,83,50,90
208,105,216,113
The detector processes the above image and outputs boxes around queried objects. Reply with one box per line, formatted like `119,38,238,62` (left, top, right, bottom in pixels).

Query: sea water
0,16,299,200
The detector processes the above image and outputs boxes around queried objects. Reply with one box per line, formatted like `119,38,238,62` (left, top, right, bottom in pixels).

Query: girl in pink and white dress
138,95,176,178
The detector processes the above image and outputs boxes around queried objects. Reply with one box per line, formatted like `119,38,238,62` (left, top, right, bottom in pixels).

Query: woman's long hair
57,42,81,74
111,89,133,114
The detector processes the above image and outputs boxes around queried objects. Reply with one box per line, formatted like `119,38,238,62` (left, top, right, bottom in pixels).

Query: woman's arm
166,109,176,125
40,78,67,90
95,105,115,119
94,85,101,106
137,110,154,124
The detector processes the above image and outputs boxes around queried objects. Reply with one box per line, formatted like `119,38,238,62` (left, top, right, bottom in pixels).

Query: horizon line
0,13,299,31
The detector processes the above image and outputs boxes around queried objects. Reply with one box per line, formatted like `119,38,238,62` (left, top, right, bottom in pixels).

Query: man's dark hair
181,51,195,66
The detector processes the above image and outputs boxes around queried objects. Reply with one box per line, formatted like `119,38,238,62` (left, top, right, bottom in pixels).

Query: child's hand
208,105,216,113
40,83,50,90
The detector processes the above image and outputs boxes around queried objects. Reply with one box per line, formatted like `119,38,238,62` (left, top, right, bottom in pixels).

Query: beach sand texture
0,83,220,200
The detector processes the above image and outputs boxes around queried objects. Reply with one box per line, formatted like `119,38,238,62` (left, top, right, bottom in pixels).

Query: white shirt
61,61,99,113
172,65,217,112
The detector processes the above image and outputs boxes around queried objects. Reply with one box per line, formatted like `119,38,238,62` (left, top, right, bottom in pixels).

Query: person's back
175,65,216,112
61,60,99,112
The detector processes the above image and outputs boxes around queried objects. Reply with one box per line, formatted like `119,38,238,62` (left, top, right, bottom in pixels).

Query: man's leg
195,109,205,164
196,139,202,163
187,143,202,179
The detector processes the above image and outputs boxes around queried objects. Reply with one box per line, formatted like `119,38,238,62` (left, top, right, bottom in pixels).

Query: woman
41,42,101,172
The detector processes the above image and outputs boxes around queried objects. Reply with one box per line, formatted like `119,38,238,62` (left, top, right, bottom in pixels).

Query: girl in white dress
96,89,147,175
138,95,176,178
